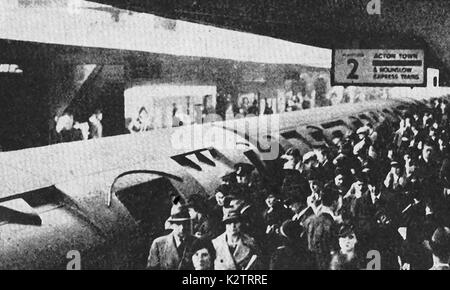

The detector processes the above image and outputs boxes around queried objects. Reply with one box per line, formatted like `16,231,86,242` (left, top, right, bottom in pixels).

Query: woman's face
192,248,212,270
339,233,357,253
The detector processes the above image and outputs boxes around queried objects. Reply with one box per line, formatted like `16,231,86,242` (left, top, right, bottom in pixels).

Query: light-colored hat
222,207,242,223
166,204,193,223
356,126,370,135
302,151,317,163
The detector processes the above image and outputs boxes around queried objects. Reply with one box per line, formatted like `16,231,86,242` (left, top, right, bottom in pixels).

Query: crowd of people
147,97,450,270
52,108,103,143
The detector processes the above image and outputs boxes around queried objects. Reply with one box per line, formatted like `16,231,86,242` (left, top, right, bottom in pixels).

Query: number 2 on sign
347,59,359,80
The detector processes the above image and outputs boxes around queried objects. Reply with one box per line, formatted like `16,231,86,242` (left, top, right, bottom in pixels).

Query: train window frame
279,130,312,154
321,120,347,129
358,113,373,123
368,111,380,122
115,177,179,236
305,125,331,146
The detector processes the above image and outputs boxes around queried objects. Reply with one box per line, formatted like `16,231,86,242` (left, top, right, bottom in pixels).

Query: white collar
319,206,336,220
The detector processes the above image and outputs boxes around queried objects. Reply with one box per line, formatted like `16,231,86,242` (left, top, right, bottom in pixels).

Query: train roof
0,97,433,201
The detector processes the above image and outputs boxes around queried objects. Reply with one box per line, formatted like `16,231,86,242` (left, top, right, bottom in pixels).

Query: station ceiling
90,0,450,85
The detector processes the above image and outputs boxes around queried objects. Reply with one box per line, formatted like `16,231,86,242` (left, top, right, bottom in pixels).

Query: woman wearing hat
212,207,262,270
147,204,196,270
190,238,216,270
330,223,362,270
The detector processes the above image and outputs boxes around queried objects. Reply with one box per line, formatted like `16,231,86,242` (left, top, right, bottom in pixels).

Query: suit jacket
147,233,195,270
212,232,261,270
270,242,316,270
353,191,390,236
304,212,339,270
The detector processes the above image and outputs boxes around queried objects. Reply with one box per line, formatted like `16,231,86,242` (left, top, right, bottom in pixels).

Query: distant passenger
128,106,152,133
88,108,103,139
54,111,83,143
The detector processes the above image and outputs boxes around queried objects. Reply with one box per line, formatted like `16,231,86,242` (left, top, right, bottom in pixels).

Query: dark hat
222,207,242,223
191,238,216,261
215,184,231,196
280,220,303,240
186,194,207,213
282,147,301,160
338,223,355,238
221,172,237,183
427,227,450,255
166,204,193,223
234,163,255,176
334,167,349,177
306,170,321,181
354,171,368,182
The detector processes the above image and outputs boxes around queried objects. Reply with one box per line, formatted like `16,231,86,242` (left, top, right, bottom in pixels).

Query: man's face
309,180,320,193
265,196,276,208
335,174,344,187
226,221,241,236
172,221,190,239
188,207,200,219
355,180,366,193
406,164,416,176
215,192,225,207
404,154,411,163
192,248,212,270
290,203,302,214
422,145,433,160
236,175,248,184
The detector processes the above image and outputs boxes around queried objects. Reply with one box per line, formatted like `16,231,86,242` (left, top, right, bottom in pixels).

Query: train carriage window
332,130,344,140
279,130,311,154
306,125,331,147
321,120,347,129
281,130,304,140
358,113,373,123
348,116,363,129
369,112,379,122
115,177,177,239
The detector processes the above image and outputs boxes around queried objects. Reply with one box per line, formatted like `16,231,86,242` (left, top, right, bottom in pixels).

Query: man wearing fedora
212,207,262,270
428,227,450,270
147,204,197,270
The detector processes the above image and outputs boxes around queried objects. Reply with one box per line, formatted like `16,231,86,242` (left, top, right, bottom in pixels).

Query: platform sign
332,49,426,86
